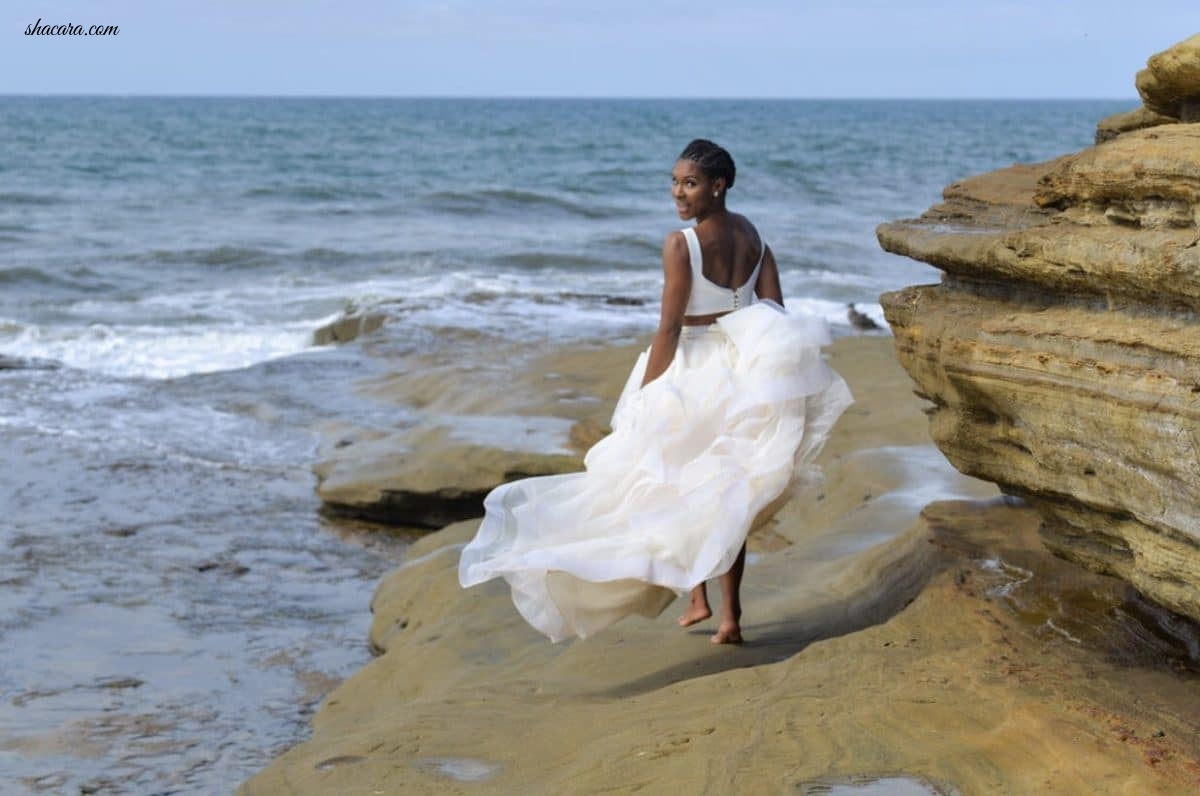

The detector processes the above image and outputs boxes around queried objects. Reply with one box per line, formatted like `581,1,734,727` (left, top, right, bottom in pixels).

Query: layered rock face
877,35,1200,623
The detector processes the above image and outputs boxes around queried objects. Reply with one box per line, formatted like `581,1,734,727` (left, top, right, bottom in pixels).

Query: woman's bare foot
678,585,712,627
678,603,712,627
710,545,745,644
710,620,743,644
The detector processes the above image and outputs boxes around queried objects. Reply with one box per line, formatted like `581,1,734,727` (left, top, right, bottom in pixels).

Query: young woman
459,139,852,645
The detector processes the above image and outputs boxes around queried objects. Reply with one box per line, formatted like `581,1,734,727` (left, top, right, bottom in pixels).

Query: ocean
0,97,1129,793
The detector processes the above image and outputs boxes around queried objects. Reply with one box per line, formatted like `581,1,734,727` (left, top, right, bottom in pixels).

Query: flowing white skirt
458,300,854,642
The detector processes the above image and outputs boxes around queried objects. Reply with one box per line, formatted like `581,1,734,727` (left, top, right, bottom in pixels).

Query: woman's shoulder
660,229,690,271
662,228,688,251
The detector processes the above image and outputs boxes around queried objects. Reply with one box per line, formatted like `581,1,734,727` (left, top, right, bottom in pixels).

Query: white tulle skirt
458,300,854,642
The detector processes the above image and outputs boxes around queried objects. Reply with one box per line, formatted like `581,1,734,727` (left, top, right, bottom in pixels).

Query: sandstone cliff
877,34,1200,624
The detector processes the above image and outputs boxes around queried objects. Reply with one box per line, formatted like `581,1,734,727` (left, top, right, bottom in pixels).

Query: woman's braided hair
678,139,736,190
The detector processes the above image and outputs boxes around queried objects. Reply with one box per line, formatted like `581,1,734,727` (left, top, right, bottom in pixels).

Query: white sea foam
0,262,888,379
0,319,322,380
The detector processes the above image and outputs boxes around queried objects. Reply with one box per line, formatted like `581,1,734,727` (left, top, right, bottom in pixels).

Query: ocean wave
0,266,56,286
0,319,321,380
241,185,387,201
129,246,279,268
585,165,656,179
0,191,64,206
0,287,884,381
791,267,881,288
0,266,98,288
356,292,884,345
295,247,423,267
424,189,632,220
785,297,889,332
494,252,617,270
595,234,662,256
65,162,120,176
0,353,60,371
397,298,654,342
423,289,647,309
558,292,646,306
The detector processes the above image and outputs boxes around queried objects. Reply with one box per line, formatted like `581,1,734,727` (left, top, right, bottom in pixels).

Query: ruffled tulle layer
458,301,854,642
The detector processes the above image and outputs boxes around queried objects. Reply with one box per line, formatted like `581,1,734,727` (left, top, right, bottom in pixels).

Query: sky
2,1,1196,98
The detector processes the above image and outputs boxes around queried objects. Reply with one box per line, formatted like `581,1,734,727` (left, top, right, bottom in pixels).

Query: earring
713,191,719,197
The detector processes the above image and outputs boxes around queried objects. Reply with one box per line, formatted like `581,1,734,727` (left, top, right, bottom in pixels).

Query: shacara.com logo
25,18,119,36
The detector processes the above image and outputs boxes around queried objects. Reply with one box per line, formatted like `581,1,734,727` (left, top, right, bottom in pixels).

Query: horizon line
0,92,1140,103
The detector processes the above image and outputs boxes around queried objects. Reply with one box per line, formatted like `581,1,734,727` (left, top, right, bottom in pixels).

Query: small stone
96,677,143,690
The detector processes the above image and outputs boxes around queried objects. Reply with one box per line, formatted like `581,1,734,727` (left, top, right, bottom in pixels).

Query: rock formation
315,426,582,528
1137,33,1200,121
1092,34,1199,144
311,303,388,345
877,34,1200,624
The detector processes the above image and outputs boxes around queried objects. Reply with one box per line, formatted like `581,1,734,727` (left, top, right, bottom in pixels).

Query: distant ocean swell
0,98,1129,381
422,189,637,219
0,191,65,206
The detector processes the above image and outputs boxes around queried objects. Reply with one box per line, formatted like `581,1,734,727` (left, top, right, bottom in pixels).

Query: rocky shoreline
237,38,1200,792
240,334,1200,795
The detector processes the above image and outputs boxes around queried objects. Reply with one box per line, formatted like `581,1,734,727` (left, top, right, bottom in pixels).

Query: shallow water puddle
969,551,1200,667
412,756,500,781
798,775,953,795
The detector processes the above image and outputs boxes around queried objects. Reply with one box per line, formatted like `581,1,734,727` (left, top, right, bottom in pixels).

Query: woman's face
671,159,722,220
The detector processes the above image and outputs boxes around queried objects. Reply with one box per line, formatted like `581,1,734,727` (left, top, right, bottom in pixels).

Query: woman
459,139,852,644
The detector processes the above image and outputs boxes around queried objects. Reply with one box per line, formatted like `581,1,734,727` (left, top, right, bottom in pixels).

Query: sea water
0,97,1126,792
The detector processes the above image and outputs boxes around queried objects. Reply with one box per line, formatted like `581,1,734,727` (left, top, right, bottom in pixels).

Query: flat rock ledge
310,333,643,530
315,426,582,529
877,68,1200,622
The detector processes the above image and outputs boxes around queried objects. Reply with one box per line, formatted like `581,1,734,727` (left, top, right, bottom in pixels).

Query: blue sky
3,1,1195,98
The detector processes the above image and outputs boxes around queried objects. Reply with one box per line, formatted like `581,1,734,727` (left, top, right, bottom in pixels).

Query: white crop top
681,226,764,315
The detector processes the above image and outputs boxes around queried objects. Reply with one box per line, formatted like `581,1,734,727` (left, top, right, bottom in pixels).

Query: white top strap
748,238,765,283
681,227,703,275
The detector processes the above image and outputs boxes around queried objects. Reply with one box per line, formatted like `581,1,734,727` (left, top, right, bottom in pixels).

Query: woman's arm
641,231,692,387
755,244,784,306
